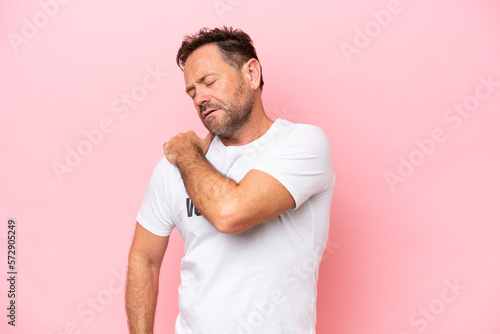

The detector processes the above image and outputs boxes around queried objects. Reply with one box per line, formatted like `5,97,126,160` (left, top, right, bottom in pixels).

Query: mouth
202,108,219,119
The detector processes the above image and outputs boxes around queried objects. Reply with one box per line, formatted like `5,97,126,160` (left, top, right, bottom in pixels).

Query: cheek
216,80,232,95
212,84,231,104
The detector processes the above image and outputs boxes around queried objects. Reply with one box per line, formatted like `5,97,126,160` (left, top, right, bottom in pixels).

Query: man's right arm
126,222,170,334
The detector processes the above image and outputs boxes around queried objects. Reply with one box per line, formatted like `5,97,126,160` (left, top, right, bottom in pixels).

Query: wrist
175,145,204,170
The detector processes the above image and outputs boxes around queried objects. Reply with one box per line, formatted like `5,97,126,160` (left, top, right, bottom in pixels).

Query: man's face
183,44,254,138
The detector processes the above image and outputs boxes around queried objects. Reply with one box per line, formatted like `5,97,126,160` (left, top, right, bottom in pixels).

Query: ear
242,58,262,91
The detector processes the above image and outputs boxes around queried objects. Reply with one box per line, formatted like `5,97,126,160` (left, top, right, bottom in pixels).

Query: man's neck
218,104,273,147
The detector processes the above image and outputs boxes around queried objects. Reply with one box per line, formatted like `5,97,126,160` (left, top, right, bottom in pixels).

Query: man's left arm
163,131,295,234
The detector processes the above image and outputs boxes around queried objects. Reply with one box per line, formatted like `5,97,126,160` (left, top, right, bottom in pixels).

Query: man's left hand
163,131,214,167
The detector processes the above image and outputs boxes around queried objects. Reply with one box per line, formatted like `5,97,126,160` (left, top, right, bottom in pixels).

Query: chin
203,118,226,136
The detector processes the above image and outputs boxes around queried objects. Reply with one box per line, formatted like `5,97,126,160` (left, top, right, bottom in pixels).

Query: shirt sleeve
136,157,176,236
252,124,335,209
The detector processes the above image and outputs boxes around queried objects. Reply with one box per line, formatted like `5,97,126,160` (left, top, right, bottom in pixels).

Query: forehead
183,44,232,85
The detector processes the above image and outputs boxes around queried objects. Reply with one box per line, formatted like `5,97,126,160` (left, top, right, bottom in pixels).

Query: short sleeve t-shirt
137,119,335,334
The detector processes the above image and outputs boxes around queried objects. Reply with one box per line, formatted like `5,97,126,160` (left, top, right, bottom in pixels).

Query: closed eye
186,75,218,99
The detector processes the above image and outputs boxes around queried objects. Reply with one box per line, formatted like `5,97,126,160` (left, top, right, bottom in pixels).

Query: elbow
212,205,248,234
214,218,246,235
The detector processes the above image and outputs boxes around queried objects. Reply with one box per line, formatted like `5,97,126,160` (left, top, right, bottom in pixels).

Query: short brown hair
176,26,264,91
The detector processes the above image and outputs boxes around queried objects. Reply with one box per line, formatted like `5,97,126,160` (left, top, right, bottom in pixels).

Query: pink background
1,0,499,333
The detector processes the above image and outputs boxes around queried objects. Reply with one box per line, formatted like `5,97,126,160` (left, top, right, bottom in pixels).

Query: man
126,26,335,334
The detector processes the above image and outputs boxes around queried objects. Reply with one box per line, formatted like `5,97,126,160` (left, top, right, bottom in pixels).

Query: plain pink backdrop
1,0,499,333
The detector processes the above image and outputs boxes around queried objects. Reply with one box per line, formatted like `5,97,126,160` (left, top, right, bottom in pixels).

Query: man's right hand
163,131,214,167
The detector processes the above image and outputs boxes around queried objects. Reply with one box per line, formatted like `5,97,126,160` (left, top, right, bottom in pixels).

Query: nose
194,87,211,108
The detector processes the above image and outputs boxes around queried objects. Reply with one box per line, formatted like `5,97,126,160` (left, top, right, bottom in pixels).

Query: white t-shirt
137,119,335,334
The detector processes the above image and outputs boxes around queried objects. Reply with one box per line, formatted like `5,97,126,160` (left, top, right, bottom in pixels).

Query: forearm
177,150,239,231
164,131,294,233
126,256,160,334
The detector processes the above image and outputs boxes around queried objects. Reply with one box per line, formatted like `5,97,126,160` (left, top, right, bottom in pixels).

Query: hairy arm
126,222,169,333
163,131,295,234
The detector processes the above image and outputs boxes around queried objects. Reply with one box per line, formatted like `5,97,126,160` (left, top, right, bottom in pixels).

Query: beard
199,81,254,138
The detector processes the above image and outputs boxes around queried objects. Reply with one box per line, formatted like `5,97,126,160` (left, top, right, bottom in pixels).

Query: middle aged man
126,26,335,334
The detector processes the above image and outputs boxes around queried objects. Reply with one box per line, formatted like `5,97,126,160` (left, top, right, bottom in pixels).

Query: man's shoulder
275,118,326,133
149,156,181,182
274,119,330,144
153,156,176,170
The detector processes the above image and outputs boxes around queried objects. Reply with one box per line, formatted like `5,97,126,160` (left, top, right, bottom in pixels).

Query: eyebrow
185,73,216,95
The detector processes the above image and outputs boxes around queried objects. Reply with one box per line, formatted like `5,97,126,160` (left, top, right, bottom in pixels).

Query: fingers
203,132,214,142
163,131,213,165
202,133,214,153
